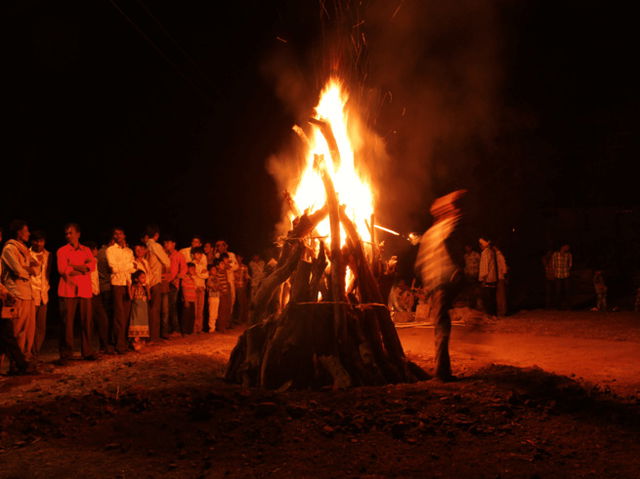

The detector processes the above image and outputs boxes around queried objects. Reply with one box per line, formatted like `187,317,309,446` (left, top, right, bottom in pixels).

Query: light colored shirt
146,238,170,288
29,248,50,306
57,243,96,299
416,216,459,293
193,260,209,289
479,247,507,283
91,263,100,296
1,239,34,300
179,247,208,271
106,243,135,286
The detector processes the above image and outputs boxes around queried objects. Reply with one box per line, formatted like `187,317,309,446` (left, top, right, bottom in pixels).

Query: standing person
592,270,607,312
542,249,556,309
1,220,37,361
106,227,135,354
191,247,208,333
29,230,50,360
57,223,98,362
162,236,185,337
478,238,508,317
96,236,115,346
87,242,113,354
179,235,204,264
233,255,250,326
415,190,466,381
211,258,232,333
206,264,220,333
248,254,265,303
203,241,216,266
128,270,150,351
214,240,238,271
181,263,197,334
1,224,37,375
143,225,170,341
552,244,572,309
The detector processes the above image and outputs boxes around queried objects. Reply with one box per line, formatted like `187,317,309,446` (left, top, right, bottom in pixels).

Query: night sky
5,1,638,278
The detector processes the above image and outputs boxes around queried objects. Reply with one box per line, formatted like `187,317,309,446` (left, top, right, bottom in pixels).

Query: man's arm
149,241,171,269
2,245,31,280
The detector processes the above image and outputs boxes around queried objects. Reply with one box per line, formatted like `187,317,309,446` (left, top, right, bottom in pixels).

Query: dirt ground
1,309,639,478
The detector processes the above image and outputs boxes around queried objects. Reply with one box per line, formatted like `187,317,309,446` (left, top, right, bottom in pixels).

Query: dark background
4,0,639,306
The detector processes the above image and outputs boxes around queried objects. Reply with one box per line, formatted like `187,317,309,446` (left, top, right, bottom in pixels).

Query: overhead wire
107,0,216,104
133,0,222,98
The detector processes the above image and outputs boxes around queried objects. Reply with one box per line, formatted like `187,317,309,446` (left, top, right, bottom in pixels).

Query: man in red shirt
57,223,98,362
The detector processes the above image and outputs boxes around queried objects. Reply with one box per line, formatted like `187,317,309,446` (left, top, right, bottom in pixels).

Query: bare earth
1,310,639,478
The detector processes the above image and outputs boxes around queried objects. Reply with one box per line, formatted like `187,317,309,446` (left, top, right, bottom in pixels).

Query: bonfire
225,78,426,389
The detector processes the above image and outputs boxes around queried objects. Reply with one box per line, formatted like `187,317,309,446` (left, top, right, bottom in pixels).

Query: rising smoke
262,0,503,237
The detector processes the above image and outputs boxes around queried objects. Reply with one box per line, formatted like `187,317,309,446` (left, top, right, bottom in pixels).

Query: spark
374,225,400,236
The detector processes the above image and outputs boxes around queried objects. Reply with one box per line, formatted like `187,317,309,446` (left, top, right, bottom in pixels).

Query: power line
107,0,215,104
134,0,222,98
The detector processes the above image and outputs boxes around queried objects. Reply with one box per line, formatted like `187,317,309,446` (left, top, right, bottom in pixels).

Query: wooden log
290,259,313,302
308,241,328,300
317,155,346,341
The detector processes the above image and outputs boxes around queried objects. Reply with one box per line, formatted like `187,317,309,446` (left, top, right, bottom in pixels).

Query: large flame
291,78,374,245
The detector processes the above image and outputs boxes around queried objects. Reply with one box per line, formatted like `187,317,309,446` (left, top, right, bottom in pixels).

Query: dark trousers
32,303,48,358
182,301,195,334
59,297,94,359
148,284,163,340
112,285,131,353
555,278,570,309
544,279,555,308
0,316,29,371
430,280,463,380
92,294,110,350
481,283,497,316
161,286,180,335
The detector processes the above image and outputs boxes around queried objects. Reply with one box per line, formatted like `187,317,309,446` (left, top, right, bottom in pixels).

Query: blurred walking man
415,190,466,381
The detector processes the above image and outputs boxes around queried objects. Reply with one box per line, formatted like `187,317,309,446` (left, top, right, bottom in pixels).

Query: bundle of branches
225,119,427,390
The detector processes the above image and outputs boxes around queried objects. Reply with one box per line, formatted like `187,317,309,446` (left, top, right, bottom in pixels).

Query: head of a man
191,236,203,249
134,243,148,259
560,244,570,253
215,240,228,254
163,238,176,253
144,224,160,242
478,238,490,250
31,230,46,252
9,220,30,244
85,241,99,258
112,227,126,246
65,223,81,246
192,246,204,262
203,242,213,255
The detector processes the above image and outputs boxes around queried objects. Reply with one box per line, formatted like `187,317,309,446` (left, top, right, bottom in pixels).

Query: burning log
224,78,427,390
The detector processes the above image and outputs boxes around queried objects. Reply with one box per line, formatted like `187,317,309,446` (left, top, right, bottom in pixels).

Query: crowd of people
0,220,269,376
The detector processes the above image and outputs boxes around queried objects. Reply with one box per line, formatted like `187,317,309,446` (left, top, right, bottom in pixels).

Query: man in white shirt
143,225,171,341
106,227,135,354
29,231,50,360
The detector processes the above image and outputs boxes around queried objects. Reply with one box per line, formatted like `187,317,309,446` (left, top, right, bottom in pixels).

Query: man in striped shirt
552,244,572,309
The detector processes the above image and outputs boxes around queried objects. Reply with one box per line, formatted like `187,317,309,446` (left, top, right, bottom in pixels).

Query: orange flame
291,78,374,245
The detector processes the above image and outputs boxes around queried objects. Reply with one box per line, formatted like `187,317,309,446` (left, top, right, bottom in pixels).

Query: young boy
181,262,197,334
211,258,232,332
191,247,208,333
206,263,220,333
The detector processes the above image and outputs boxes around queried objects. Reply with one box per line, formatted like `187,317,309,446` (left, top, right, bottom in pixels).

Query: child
592,270,607,312
212,258,232,332
128,270,150,350
206,263,220,333
191,247,208,333
181,262,197,334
